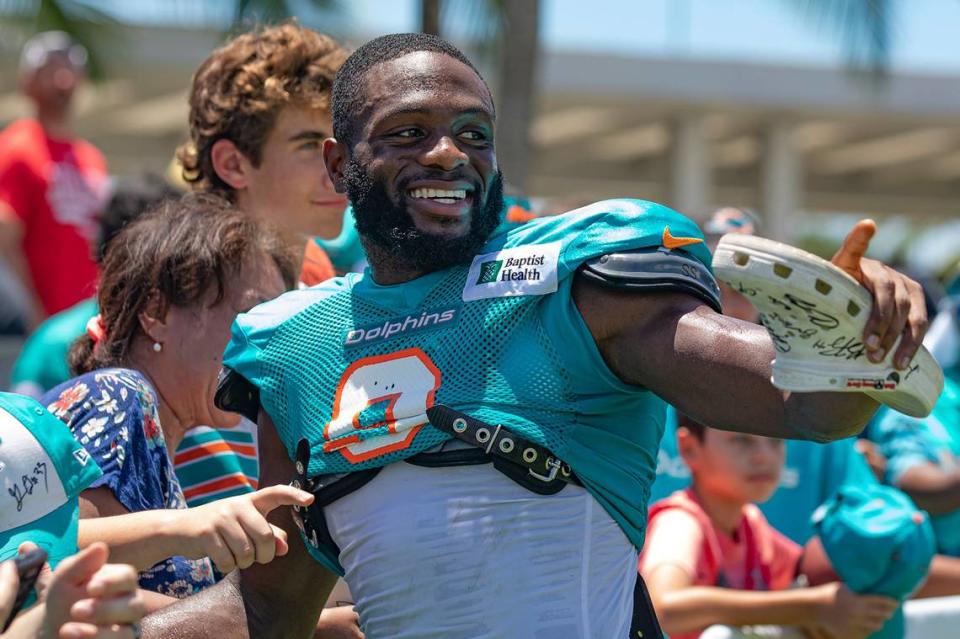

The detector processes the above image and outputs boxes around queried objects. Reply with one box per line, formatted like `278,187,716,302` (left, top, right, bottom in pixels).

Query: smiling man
141,33,929,639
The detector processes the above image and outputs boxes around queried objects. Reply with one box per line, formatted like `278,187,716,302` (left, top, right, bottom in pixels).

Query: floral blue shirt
44,368,216,598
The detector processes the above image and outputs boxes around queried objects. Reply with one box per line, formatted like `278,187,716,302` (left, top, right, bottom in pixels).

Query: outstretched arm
895,464,960,514
140,410,338,639
574,221,928,441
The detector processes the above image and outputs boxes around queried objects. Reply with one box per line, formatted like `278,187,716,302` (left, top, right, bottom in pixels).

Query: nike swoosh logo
662,226,704,250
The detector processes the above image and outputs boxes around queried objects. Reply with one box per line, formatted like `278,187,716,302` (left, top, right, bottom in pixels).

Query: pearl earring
152,342,162,353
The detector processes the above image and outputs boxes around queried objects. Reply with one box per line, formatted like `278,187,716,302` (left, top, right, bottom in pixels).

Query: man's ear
211,138,253,190
323,137,348,194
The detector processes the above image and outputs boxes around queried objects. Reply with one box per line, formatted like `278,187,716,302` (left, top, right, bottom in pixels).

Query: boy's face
681,428,785,504
239,103,348,238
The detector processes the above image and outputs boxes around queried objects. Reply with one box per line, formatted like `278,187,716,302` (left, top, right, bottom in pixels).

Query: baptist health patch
462,241,561,302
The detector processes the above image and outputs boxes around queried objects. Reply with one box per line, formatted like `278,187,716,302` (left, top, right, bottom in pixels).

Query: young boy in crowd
640,412,898,639
135,23,348,517
177,21,349,287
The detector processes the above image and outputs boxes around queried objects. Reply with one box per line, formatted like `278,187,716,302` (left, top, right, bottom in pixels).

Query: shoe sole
713,233,943,418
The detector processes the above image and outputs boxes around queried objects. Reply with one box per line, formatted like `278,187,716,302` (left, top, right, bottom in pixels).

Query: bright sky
345,0,960,75
87,0,960,75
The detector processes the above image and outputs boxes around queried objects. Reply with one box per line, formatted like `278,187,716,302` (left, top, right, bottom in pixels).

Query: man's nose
420,135,468,171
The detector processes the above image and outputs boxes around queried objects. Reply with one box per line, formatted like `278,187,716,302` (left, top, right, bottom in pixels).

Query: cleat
713,233,943,417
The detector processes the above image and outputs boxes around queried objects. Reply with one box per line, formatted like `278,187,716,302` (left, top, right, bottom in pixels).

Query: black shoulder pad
579,247,723,312
215,367,261,423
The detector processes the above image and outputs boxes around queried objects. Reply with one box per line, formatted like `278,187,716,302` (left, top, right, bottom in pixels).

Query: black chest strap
425,404,582,496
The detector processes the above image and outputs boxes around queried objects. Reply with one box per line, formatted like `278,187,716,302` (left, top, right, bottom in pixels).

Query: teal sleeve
312,206,366,273
301,533,345,576
865,409,939,486
222,319,260,386
498,198,712,277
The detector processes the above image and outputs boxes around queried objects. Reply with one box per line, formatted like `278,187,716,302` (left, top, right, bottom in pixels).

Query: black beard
343,159,504,274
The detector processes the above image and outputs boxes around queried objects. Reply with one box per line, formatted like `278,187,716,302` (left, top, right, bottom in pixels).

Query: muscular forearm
79,511,189,571
655,586,820,635
898,466,960,514
635,302,875,441
140,574,249,639
141,559,334,639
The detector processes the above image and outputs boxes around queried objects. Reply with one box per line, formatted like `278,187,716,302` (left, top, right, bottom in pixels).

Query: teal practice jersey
223,198,713,562
867,376,960,556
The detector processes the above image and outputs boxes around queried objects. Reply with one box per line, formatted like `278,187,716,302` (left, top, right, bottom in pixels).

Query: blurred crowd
1,21,959,639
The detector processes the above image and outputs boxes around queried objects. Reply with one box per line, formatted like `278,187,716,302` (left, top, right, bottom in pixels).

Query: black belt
425,404,582,495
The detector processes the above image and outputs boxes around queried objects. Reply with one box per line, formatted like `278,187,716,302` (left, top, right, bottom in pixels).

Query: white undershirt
324,457,637,639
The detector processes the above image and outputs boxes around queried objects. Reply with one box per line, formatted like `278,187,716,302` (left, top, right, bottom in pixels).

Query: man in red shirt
0,32,108,326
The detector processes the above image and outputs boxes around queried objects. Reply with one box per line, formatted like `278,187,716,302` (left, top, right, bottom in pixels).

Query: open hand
41,542,145,639
832,220,929,370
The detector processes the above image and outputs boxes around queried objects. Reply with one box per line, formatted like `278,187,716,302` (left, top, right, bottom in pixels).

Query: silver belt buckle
529,456,560,482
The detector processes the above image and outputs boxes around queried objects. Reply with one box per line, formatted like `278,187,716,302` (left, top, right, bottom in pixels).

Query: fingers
18,540,53,601
859,261,928,368
0,560,19,627
831,219,876,283
893,277,929,370
86,564,139,599
248,485,314,516
859,595,900,613
269,524,289,557
219,515,256,571
203,531,237,575
55,544,110,587
234,507,278,566
859,260,897,363
70,591,146,626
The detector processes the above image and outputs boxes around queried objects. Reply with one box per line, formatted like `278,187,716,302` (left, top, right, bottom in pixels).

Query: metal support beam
670,114,711,217
761,121,801,243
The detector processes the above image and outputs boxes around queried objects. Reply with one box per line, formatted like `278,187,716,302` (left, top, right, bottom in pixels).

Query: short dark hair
331,32,492,147
677,411,708,441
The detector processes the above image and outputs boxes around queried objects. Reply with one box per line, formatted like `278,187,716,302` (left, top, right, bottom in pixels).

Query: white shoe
712,234,943,418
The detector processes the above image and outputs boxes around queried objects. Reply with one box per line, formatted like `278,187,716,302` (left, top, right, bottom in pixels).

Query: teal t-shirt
650,406,876,545
224,198,714,572
10,298,98,397
312,207,366,274
866,376,960,556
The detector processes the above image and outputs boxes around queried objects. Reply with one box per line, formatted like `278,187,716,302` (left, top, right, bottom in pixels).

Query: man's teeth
409,188,467,202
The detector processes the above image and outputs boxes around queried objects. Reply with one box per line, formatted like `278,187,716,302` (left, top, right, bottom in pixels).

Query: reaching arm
646,565,894,637
79,485,311,573
574,221,928,441
575,281,878,440
895,464,960,515
140,410,338,639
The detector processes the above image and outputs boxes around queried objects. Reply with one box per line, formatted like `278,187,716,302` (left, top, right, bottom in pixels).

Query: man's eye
460,130,487,141
299,141,321,150
393,128,422,139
